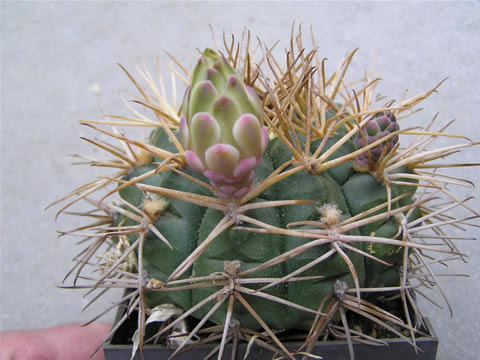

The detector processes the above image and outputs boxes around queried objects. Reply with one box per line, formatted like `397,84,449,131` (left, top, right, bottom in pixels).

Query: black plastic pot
104,309,438,360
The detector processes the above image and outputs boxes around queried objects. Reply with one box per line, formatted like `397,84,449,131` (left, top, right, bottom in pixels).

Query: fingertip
46,323,112,360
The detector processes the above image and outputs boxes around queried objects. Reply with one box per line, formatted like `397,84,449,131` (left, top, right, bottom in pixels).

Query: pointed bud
246,85,264,124
233,157,258,178
179,115,189,148
188,80,217,118
185,150,205,172
233,114,263,157
212,96,241,145
205,144,240,177
190,112,221,159
226,75,259,118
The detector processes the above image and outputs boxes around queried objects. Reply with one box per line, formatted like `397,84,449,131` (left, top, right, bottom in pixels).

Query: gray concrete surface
1,1,479,359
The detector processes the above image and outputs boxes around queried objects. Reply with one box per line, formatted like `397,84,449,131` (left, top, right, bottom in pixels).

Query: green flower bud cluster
179,49,268,198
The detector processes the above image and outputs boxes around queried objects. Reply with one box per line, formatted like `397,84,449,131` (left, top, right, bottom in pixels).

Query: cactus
53,30,478,360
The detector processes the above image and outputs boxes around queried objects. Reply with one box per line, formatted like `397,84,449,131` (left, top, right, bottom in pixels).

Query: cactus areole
55,36,478,360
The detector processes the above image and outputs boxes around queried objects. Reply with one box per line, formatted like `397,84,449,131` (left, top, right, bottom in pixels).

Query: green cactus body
117,121,417,330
